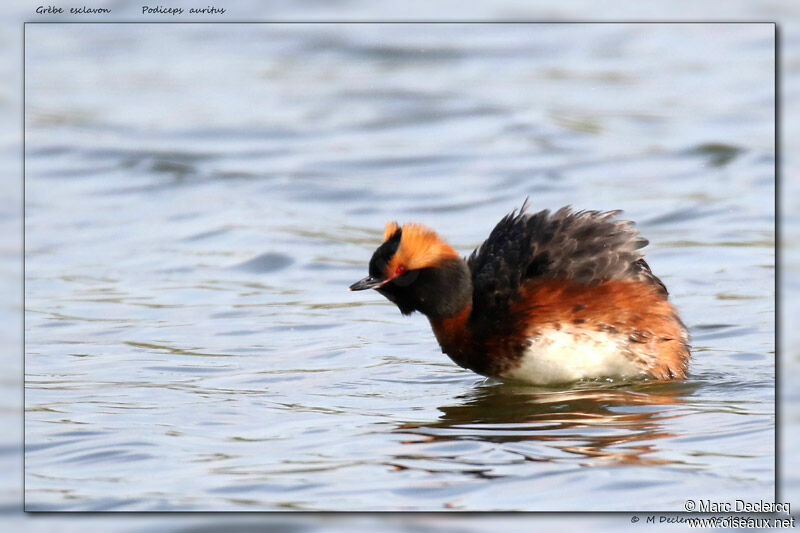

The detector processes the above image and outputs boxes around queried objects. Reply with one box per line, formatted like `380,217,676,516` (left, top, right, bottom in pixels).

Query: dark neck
415,257,472,320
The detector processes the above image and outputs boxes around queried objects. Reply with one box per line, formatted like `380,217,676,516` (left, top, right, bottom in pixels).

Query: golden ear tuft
390,223,459,271
383,221,401,241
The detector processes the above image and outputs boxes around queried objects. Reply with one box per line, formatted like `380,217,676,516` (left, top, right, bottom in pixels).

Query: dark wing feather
466,203,666,329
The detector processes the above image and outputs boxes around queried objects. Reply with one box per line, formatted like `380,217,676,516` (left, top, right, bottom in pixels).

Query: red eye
395,265,406,276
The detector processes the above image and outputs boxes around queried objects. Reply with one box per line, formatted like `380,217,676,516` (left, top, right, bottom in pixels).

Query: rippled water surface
24,23,774,511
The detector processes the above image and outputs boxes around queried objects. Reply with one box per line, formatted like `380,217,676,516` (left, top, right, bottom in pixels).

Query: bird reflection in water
393,379,698,471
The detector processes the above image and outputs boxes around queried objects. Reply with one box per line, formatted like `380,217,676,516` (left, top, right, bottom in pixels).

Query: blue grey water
23,23,774,511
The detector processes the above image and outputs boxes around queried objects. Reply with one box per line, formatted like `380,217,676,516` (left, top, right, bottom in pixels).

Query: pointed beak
349,275,385,291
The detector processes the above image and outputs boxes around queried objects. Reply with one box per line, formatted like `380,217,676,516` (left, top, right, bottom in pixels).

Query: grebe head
349,222,471,319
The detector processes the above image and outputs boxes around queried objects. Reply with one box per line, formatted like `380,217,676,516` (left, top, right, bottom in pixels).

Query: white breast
499,327,646,385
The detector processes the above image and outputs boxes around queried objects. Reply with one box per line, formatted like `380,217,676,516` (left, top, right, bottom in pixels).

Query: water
24,23,774,511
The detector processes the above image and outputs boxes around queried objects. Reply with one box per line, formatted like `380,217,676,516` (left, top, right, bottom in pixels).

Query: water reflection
395,380,698,469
